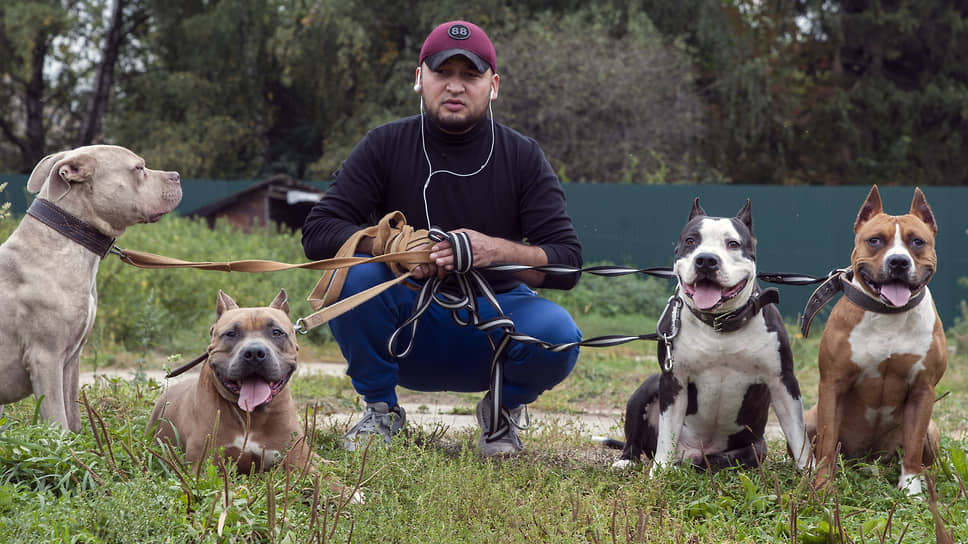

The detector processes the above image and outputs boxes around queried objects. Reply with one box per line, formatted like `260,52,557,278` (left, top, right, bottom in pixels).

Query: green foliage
92,214,333,359
496,5,708,183
540,262,673,320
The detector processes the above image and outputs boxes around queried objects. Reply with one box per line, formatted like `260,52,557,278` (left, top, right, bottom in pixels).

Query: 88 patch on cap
419,21,497,73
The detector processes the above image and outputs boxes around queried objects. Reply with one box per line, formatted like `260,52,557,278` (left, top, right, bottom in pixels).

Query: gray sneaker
475,392,528,457
342,402,406,451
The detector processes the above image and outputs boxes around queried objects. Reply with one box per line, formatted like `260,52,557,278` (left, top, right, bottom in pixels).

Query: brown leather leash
114,211,433,337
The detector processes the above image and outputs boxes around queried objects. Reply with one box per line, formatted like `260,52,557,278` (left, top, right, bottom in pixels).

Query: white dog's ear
269,289,290,316
27,151,97,201
27,152,66,195
216,290,239,318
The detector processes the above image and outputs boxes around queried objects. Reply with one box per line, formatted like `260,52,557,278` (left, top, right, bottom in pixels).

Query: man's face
417,56,498,134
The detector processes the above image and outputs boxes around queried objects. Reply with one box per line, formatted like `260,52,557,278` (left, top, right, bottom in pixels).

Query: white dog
0,145,182,430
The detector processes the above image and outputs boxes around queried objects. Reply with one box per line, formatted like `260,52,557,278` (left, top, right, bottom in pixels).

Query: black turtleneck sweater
301,114,582,291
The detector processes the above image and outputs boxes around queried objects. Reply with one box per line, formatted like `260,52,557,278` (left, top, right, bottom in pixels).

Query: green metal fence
3,175,965,325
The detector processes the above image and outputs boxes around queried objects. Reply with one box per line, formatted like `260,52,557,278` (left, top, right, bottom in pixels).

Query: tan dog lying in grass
0,145,182,430
148,289,362,502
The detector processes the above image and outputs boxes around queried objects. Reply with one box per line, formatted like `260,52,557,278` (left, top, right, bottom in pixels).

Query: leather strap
686,287,781,333
26,198,115,257
799,270,926,337
307,211,433,310
115,212,432,334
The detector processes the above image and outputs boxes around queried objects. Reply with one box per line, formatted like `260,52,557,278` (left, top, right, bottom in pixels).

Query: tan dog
149,290,329,475
805,186,946,495
0,145,182,430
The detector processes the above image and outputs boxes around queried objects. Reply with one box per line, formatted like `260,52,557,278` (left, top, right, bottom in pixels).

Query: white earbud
414,83,422,93
490,87,496,100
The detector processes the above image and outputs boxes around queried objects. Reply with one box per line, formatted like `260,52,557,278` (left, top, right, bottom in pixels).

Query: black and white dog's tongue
692,283,722,310
238,377,272,412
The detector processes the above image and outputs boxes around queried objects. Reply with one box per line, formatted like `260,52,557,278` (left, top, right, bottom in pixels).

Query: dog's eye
684,237,696,246
910,238,925,248
726,240,741,250
272,328,287,337
867,237,883,248
222,330,237,338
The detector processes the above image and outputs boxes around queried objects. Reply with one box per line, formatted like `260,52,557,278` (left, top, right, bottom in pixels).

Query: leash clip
293,318,309,335
657,295,682,372
828,266,850,279
109,244,127,259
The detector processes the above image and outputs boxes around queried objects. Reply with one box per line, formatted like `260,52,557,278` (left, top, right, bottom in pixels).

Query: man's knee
340,261,395,296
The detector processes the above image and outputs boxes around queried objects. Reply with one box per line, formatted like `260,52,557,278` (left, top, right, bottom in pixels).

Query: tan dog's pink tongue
692,284,722,310
881,282,912,307
238,378,272,412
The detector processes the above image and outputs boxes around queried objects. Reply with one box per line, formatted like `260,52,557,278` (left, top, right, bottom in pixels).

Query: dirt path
81,362,784,441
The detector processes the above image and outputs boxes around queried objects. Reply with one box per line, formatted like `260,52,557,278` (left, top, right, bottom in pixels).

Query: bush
92,215,334,358
540,263,673,320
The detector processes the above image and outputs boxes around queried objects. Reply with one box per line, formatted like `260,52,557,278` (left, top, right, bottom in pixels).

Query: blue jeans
327,261,581,409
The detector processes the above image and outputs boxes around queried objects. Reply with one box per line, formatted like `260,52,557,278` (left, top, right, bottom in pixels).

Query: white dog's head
27,145,182,236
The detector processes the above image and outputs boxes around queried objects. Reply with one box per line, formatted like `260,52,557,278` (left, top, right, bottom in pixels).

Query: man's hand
414,228,548,286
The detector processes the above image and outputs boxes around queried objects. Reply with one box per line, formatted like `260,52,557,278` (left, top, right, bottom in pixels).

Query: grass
0,214,966,542
1,321,966,543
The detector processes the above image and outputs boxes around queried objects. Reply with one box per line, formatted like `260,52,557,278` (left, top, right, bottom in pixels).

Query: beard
423,98,488,134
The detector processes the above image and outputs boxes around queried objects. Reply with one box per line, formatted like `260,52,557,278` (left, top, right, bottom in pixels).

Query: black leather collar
25,198,115,258
685,287,780,333
799,270,926,337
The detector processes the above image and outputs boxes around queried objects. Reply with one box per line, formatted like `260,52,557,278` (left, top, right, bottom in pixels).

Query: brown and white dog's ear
216,290,239,319
853,185,883,233
688,197,706,221
269,289,290,316
26,151,97,201
735,199,753,232
909,187,937,234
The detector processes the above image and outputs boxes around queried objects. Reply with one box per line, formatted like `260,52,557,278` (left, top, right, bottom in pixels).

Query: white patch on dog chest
229,435,282,467
847,289,936,381
672,311,781,443
865,406,897,426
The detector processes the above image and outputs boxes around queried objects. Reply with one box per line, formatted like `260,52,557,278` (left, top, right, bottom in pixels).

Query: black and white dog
602,199,811,471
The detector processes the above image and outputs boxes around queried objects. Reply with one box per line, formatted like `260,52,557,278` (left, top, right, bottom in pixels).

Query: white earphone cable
419,99,496,229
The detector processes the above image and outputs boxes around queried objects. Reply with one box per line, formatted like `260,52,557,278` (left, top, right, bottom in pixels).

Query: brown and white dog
805,186,946,495
0,145,181,430
145,287,366,501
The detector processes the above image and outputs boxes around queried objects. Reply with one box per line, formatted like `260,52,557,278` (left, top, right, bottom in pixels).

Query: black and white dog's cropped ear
688,198,706,221
735,199,753,232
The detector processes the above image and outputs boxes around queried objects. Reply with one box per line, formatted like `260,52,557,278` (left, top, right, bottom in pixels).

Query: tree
791,0,968,185
0,0,144,172
497,5,708,183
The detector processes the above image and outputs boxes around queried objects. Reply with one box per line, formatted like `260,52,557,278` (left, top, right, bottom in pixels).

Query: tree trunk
77,0,128,147
21,36,50,173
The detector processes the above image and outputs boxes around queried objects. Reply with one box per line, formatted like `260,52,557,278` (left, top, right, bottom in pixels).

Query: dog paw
898,472,923,497
610,459,633,470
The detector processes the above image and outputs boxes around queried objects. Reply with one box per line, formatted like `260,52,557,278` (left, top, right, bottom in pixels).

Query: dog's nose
166,171,181,184
694,253,720,272
887,255,911,274
241,345,269,363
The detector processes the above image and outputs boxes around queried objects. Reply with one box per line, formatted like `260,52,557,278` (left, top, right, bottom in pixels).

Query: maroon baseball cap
419,21,496,74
